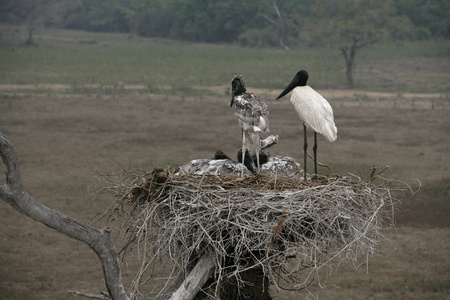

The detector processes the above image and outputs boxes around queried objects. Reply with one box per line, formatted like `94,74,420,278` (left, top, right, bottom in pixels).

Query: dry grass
1,25,449,300
0,90,449,299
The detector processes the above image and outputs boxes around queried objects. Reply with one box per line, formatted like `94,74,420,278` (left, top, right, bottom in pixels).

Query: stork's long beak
276,76,298,100
230,96,234,107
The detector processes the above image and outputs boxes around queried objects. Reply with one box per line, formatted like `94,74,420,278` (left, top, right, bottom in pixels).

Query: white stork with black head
276,70,337,175
231,74,269,173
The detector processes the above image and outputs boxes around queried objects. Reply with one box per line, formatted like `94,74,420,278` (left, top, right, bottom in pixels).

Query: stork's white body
290,86,337,142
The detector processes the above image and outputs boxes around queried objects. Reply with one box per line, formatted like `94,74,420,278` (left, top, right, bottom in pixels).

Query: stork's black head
237,149,257,173
231,74,247,107
214,150,231,160
276,70,309,100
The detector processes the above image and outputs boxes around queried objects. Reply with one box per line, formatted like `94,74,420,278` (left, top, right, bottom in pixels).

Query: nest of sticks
94,165,405,298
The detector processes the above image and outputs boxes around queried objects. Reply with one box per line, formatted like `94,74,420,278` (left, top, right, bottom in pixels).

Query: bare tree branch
272,2,281,19
0,132,129,300
258,2,290,51
258,12,277,25
68,290,111,299
169,254,215,300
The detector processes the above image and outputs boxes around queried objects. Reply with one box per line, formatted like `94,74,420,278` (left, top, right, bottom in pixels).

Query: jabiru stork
276,70,337,175
231,74,269,173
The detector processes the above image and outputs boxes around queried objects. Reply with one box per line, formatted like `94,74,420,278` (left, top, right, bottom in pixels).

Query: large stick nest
94,166,404,298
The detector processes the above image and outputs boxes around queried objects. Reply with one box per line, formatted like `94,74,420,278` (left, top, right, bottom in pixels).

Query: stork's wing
290,86,337,142
176,158,252,176
233,93,269,132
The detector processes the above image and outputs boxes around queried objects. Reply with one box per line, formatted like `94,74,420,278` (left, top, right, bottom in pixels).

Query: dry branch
170,254,215,300
68,290,111,299
0,133,129,300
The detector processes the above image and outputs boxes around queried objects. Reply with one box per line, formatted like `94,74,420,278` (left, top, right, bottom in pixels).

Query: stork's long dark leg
313,131,318,175
256,134,260,172
303,123,307,176
241,129,246,176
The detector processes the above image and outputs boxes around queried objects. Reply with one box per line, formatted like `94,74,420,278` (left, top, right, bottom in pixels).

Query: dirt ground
0,91,449,299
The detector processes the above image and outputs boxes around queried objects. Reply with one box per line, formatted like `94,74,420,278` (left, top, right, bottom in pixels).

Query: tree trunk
345,57,354,89
273,2,289,51
259,3,289,51
0,133,129,300
341,44,356,89
25,5,35,45
26,27,34,45
23,0,42,45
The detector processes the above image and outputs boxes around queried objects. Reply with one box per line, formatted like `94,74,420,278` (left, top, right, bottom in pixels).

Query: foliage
393,0,450,39
300,0,408,88
2,0,449,46
302,0,405,47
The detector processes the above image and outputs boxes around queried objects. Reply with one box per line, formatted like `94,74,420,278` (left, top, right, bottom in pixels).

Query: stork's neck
233,86,246,97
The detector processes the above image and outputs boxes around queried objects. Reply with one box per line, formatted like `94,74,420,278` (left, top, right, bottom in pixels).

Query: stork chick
231,74,269,173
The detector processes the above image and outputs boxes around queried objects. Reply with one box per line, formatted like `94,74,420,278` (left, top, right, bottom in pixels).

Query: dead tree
0,133,129,300
259,2,290,51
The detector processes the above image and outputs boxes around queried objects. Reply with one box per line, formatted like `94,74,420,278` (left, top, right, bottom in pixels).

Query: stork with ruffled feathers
231,74,269,173
276,70,337,175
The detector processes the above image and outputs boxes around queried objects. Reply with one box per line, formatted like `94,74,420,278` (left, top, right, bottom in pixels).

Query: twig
306,151,334,174
68,290,111,299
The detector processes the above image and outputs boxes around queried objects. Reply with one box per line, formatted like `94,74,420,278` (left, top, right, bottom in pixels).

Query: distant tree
238,0,307,48
303,0,407,88
116,0,144,38
22,0,45,44
258,2,290,50
0,0,49,45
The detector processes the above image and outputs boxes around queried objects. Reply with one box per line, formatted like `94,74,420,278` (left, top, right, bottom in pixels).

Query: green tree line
1,0,448,88
2,0,449,45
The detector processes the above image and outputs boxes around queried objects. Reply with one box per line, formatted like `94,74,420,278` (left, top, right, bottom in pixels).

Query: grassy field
0,26,449,299
1,25,449,93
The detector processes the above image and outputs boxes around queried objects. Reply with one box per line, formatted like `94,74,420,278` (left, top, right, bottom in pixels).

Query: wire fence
0,85,449,111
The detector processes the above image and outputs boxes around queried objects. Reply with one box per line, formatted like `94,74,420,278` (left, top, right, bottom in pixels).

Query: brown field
0,89,449,299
